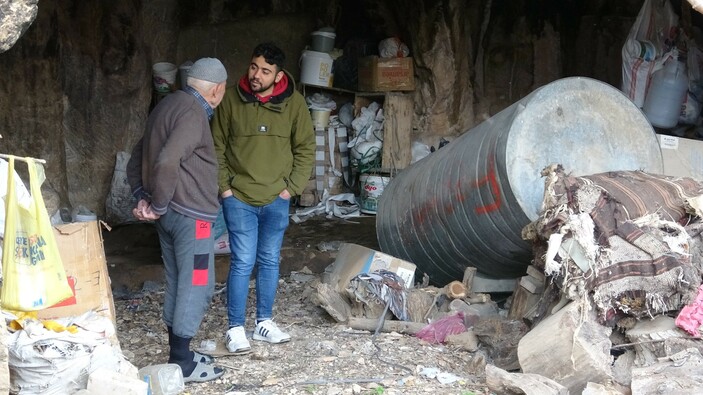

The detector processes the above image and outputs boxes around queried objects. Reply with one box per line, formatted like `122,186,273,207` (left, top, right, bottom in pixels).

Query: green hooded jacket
211,70,315,206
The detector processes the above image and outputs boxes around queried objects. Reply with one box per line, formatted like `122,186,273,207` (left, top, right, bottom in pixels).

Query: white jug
643,56,689,129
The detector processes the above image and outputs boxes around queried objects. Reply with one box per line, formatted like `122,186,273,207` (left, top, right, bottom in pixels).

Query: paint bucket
152,62,177,93
311,109,332,129
311,30,336,53
178,61,193,89
376,77,664,283
300,50,334,88
359,174,391,215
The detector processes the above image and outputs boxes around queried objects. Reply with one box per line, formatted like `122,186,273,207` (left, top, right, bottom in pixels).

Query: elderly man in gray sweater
127,57,227,383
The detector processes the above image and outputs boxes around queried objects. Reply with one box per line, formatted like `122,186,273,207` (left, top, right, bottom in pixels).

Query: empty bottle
138,363,184,395
643,55,689,129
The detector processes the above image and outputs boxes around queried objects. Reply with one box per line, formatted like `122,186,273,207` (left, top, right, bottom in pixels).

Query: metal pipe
376,77,664,284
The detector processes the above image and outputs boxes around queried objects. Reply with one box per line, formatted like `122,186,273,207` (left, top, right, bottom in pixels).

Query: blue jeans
223,194,290,327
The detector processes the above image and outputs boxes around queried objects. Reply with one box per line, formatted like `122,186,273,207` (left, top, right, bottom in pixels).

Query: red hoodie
238,73,290,104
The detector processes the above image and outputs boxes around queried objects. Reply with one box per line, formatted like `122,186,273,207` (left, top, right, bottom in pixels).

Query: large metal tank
376,77,664,284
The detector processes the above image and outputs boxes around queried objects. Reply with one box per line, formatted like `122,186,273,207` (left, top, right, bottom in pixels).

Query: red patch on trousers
195,220,211,239
192,253,209,286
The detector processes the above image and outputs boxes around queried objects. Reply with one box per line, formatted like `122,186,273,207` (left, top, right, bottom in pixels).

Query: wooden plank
381,93,413,170
507,282,541,320
347,317,427,335
315,283,352,322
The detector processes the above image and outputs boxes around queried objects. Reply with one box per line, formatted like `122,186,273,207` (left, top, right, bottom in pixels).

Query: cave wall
1,0,685,221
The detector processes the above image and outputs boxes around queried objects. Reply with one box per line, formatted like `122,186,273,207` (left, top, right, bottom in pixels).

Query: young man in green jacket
211,42,315,353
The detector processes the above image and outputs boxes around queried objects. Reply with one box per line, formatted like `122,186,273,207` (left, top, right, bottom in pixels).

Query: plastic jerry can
643,56,689,129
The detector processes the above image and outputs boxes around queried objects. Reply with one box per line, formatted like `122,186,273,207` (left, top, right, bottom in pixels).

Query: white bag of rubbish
7,312,129,394
621,0,679,107
306,93,337,111
214,233,231,255
411,141,432,164
348,102,384,165
378,37,410,58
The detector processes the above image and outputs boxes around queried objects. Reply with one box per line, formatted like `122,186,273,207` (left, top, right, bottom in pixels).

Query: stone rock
631,348,703,394
517,301,613,394
625,315,688,366
485,364,568,395
474,316,529,370
0,0,38,53
611,349,635,388
445,330,479,352
582,381,627,395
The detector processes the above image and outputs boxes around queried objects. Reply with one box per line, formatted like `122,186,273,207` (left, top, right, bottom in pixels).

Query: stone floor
103,214,379,292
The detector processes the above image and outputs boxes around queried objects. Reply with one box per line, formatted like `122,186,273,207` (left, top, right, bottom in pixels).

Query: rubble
308,164,703,395
114,276,491,394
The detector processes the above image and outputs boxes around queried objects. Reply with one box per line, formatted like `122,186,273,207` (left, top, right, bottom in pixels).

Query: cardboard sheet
658,134,703,181
322,243,416,292
36,221,116,324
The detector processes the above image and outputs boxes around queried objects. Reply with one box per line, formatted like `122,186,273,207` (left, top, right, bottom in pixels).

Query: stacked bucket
302,27,337,129
152,61,193,94
300,27,336,88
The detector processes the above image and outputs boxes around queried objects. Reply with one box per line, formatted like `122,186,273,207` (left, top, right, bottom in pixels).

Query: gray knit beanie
188,57,228,83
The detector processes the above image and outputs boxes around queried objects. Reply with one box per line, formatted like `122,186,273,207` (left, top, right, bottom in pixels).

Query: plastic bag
8,314,130,394
680,42,703,124
104,151,136,225
378,37,410,58
416,312,466,344
2,156,73,311
621,0,679,107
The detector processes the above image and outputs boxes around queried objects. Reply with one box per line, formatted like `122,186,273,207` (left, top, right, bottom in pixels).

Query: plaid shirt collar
184,86,214,120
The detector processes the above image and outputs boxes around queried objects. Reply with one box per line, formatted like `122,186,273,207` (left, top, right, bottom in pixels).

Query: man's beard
250,78,274,94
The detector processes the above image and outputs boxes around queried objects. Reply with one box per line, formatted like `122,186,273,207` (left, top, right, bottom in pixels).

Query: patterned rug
523,164,703,321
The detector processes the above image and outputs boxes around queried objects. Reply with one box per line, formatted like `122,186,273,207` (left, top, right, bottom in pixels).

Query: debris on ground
113,275,492,395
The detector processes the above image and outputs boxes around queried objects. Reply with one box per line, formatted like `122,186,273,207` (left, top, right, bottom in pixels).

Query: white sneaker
253,320,291,344
225,326,251,354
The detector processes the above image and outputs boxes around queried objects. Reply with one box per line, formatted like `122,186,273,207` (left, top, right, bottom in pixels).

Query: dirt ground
104,215,490,395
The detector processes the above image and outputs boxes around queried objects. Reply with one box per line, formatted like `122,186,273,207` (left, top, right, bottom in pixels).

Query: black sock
169,333,196,376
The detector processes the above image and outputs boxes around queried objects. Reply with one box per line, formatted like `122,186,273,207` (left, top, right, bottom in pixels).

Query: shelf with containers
298,82,413,215
297,54,415,209
300,83,414,173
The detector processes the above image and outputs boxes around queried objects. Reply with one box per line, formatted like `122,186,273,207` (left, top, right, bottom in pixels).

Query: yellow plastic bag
1,156,73,311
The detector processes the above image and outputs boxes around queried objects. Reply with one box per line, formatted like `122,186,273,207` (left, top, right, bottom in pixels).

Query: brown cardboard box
36,221,116,324
322,243,416,292
357,56,415,92
657,134,703,181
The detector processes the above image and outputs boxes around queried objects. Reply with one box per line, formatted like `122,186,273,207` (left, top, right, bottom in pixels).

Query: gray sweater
127,90,219,222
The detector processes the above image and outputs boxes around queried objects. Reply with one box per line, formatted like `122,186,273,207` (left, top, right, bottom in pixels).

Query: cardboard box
322,243,416,292
357,56,415,92
36,221,116,324
657,134,703,181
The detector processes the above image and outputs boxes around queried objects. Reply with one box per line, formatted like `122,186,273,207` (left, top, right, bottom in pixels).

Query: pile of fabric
523,164,703,323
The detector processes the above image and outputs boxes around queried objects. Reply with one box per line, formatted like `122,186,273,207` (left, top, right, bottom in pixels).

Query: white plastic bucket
311,109,332,129
300,50,333,88
152,62,177,93
359,174,391,215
